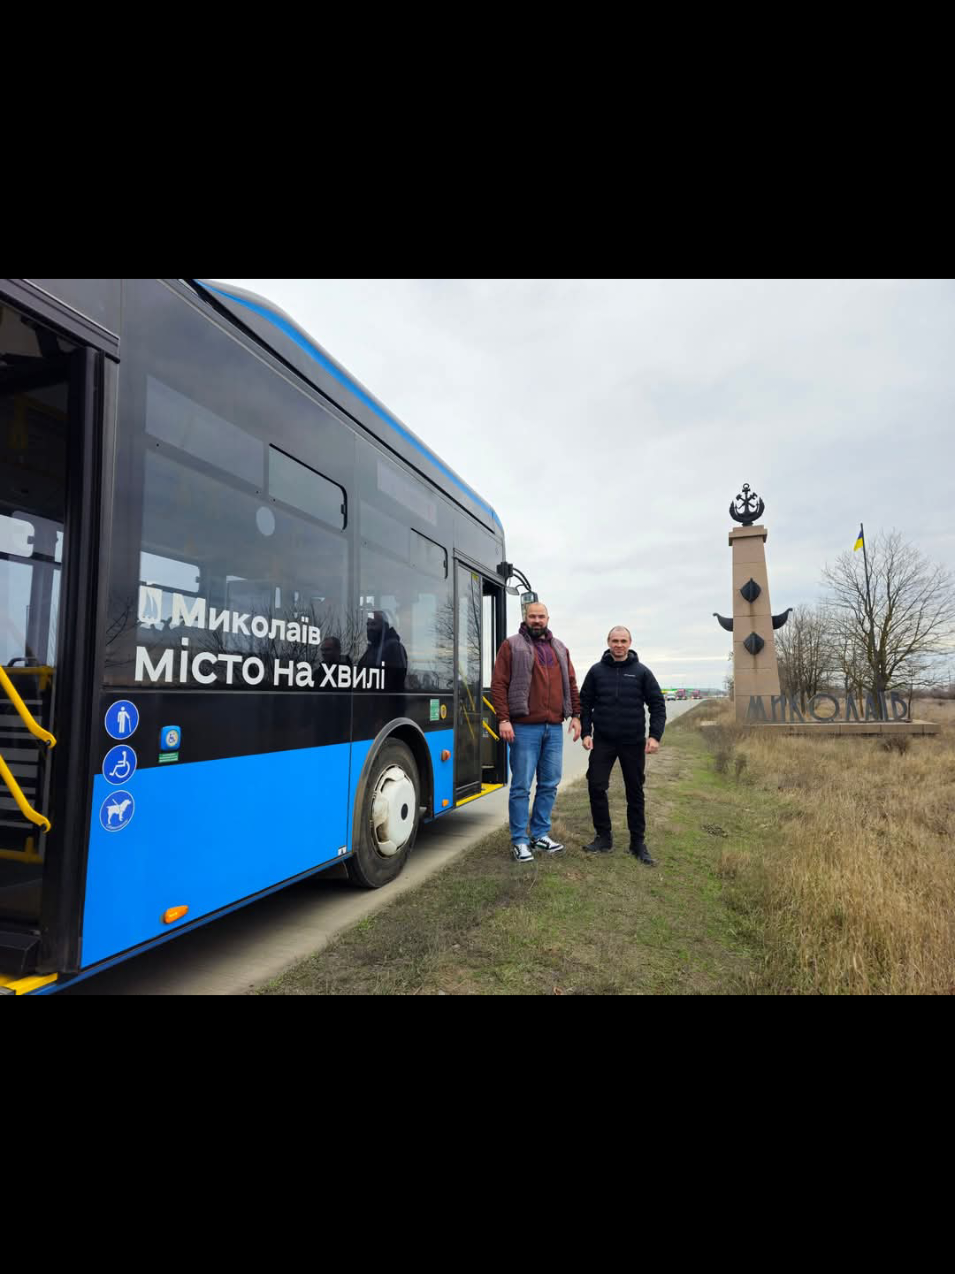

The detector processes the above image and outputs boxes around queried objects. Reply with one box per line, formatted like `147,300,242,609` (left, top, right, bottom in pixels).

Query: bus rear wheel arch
347,739,421,889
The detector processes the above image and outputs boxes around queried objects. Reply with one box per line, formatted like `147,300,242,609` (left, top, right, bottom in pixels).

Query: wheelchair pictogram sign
103,745,137,785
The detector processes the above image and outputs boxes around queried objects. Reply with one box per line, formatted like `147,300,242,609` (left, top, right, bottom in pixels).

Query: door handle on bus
0,753,52,833
0,666,57,748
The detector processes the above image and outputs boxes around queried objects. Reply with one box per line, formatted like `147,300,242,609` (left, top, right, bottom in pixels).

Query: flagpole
859,522,878,703
859,523,874,617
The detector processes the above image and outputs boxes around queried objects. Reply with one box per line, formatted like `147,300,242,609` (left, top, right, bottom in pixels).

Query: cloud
218,278,955,687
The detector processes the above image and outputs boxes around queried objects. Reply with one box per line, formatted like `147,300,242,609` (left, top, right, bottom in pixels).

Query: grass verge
260,699,954,995
259,711,770,995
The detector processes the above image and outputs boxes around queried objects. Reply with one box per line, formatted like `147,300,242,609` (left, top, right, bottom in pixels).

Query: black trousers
587,737,646,840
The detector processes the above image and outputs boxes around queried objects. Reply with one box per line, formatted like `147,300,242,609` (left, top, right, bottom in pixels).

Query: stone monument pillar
729,524,781,720
714,484,791,722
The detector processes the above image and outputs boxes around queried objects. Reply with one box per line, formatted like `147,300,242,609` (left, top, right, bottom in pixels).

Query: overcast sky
218,280,955,688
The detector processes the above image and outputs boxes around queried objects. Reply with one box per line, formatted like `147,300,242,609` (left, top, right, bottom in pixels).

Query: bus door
480,577,507,787
0,299,97,975
453,564,506,800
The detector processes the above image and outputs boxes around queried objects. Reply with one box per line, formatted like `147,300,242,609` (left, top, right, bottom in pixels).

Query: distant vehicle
691,690,702,699
676,689,687,700
665,692,677,701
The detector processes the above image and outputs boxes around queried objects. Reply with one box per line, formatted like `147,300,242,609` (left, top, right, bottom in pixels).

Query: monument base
749,720,939,737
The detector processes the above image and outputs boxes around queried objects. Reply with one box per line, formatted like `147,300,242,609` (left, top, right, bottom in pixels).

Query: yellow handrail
0,665,56,748
482,696,496,715
0,754,51,833
482,720,500,742
5,664,54,693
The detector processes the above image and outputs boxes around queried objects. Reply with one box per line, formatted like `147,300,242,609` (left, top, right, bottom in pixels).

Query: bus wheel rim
370,764,415,858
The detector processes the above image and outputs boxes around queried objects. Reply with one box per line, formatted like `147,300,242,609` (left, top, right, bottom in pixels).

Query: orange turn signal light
163,905,189,924
442,799,450,807
441,750,450,761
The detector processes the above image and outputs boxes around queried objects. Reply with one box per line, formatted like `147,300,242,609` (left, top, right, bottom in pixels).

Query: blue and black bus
0,279,527,994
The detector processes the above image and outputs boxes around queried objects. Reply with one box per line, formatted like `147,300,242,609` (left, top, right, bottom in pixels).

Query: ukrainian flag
853,526,864,552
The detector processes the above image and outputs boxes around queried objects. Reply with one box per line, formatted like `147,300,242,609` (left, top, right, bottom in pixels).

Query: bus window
410,530,447,579
107,369,350,686
0,517,34,665
268,447,345,531
133,440,349,682
359,541,453,692
146,375,262,486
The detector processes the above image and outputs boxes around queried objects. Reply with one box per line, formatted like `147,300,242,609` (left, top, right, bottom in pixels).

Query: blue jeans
508,722,564,843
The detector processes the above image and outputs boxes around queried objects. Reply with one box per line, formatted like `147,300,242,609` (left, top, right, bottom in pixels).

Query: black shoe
630,841,656,866
583,834,613,853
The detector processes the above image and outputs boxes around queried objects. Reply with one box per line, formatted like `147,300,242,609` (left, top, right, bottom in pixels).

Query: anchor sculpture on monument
728,483,764,526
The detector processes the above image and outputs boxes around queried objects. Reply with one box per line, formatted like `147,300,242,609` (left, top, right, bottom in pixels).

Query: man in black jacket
579,626,666,863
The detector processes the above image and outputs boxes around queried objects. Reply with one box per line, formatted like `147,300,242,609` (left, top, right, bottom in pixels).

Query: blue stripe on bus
82,743,355,968
425,728,455,814
34,858,342,992
199,282,503,529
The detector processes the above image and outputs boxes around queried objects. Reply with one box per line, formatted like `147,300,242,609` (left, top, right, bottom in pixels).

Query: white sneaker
511,842,534,863
533,835,565,855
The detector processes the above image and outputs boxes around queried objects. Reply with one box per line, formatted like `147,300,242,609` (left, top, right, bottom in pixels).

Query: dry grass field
918,698,955,728
681,697,955,994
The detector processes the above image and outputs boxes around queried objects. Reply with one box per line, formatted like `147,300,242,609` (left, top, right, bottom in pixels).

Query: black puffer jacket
579,650,666,744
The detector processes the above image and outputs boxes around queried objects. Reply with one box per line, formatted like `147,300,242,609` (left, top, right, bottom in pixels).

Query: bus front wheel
347,739,421,889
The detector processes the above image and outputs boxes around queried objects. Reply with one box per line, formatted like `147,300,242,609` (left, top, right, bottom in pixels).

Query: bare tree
775,604,836,709
821,530,955,694
829,614,875,701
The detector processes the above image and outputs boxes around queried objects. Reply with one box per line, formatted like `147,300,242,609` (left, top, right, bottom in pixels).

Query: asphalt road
60,698,704,995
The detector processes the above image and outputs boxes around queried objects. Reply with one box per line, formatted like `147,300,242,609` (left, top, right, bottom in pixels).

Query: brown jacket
491,635,581,725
